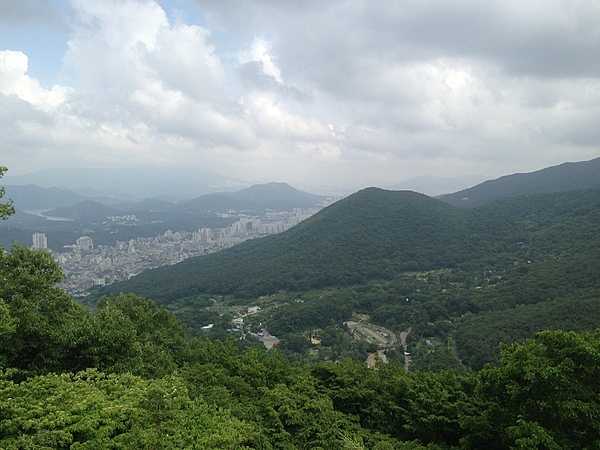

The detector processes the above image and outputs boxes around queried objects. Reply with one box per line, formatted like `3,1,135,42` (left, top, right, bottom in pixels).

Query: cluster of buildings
33,208,319,296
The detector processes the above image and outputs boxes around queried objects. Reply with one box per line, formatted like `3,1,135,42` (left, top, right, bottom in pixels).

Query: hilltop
182,182,323,212
97,188,478,300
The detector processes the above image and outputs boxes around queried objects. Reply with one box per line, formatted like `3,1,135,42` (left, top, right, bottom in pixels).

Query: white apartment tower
32,232,48,250
76,236,94,251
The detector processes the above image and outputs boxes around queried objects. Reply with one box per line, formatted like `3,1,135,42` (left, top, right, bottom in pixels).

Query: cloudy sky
1,0,600,192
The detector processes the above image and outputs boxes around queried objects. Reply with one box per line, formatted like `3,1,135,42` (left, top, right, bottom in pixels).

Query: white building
32,232,48,250
76,236,94,251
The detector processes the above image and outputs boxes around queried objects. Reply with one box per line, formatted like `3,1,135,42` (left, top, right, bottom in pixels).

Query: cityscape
30,208,321,296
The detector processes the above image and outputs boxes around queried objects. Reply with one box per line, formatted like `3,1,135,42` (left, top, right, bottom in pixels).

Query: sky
1,0,600,193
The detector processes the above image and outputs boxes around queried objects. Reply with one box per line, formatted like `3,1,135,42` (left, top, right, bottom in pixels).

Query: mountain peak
184,182,322,212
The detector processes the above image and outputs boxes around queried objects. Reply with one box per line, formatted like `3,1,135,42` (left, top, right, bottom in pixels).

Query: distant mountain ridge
440,156,600,207
5,185,87,211
182,182,324,212
4,167,240,200
2,180,319,221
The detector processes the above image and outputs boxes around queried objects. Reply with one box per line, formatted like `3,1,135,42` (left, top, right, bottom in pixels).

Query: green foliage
455,293,600,368
2,248,600,448
0,370,254,449
469,330,600,449
411,338,464,372
0,245,92,374
0,166,15,220
90,294,187,377
0,246,189,377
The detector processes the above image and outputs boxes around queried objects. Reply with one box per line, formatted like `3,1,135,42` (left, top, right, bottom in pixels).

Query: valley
98,184,600,371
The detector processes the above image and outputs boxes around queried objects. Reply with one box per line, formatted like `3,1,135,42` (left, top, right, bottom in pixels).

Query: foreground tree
0,166,14,219
469,330,600,449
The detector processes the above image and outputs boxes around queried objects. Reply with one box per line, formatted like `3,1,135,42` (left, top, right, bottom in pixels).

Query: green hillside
98,187,600,302
97,189,477,300
441,156,600,207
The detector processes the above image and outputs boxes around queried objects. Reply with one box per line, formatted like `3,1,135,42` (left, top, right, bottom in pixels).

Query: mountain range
4,185,87,211
440,156,600,207
97,182,600,302
4,167,242,200
0,182,326,250
43,182,324,221
5,156,600,373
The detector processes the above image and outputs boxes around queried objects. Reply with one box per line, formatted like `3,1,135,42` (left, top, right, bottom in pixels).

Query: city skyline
50,207,319,295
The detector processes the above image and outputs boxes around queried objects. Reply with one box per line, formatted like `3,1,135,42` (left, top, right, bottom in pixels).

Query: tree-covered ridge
95,189,472,300
2,241,600,448
440,155,600,207
0,167,15,220
97,187,600,302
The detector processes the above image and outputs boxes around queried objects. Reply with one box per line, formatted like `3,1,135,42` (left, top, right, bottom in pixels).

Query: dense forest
2,241,600,448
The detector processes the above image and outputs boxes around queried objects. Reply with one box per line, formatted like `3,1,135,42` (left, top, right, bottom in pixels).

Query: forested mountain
182,182,323,212
99,189,471,300
441,156,600,207
98,187,600,301
4,185,86,211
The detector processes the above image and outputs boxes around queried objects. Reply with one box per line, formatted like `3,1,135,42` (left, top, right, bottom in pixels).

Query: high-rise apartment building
32,232,48,250
76,236,94,251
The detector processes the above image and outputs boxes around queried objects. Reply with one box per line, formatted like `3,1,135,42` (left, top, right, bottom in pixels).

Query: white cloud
3,0,600,192
239,38,283,84
0,50,67,110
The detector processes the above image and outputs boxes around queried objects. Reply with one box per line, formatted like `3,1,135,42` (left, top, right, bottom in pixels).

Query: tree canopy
0,166,15,220
1,241,600,448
